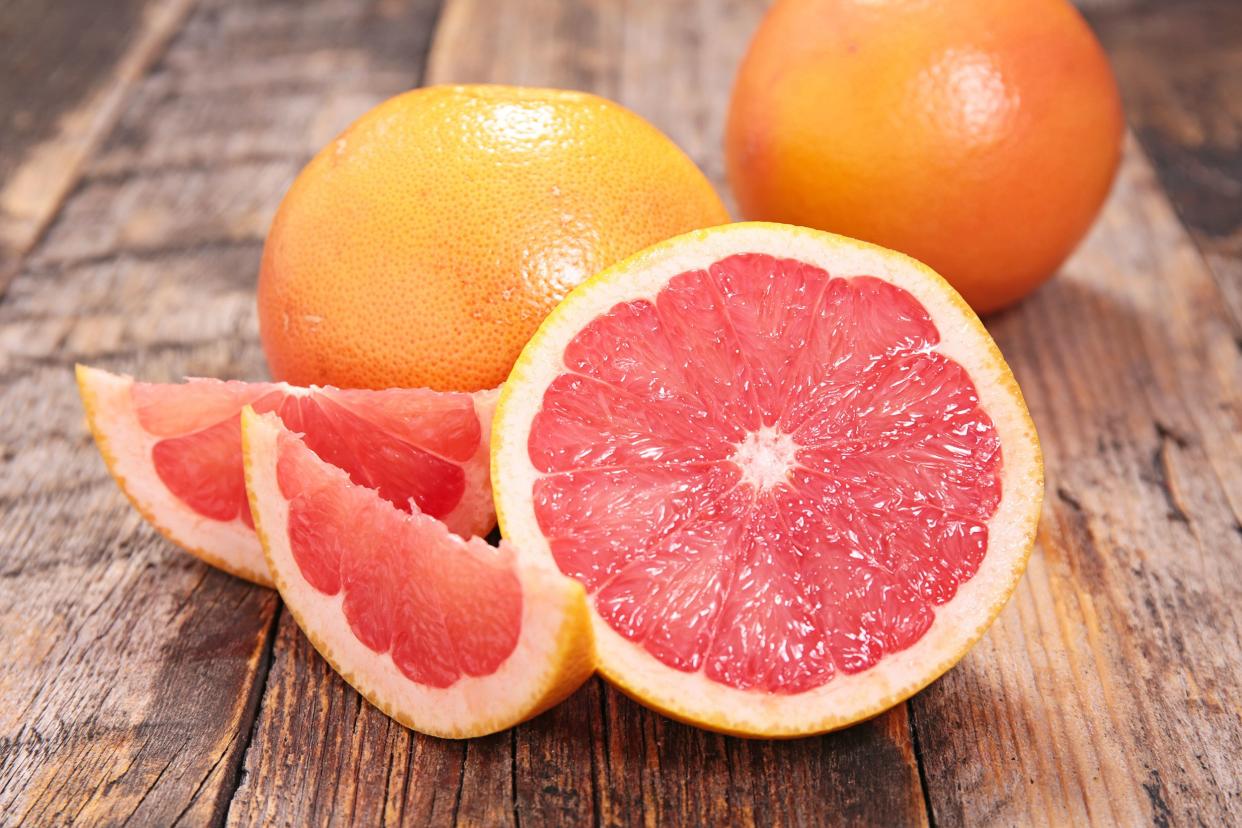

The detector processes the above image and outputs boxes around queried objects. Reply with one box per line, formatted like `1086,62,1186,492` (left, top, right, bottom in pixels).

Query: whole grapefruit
259,85,728,391
725,0,1124,312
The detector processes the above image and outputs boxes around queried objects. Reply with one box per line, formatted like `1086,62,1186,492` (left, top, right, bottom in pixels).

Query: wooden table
1,0,1238,824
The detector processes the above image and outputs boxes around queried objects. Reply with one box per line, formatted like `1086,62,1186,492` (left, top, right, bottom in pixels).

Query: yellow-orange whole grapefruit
725,0,1124,313
259,85,729,391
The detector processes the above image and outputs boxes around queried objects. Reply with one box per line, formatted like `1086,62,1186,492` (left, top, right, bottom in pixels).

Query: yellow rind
76,363,274,588
242,406,596,739
492,221,1043,738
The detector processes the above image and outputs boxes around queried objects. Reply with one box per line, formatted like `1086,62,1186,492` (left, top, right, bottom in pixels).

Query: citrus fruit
492,223,1043,737
258,84,730,392
725,0,1124,313
241,408,593,737
77,365,497,587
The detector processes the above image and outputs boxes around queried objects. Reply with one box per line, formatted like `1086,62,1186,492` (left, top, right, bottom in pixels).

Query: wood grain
1087,0,1242,332
226,612,469,826
910,138,1242,824
0,233,280,823
0,0,195,295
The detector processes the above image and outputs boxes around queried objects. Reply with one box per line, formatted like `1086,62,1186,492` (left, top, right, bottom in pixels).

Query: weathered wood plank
0,0,438,822
1086,0,1242,334
513,677,601,826
0,0,196,295
227,0,1242,819
0,236,281,826
596,695,927,827
225,612,468,826
911,137,1242,824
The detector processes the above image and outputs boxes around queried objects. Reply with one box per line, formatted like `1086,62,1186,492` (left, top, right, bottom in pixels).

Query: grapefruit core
242,408,593,737
492,222,1043,737
77,365,497,587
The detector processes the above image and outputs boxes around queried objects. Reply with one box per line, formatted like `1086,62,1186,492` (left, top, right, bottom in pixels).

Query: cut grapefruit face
242,408,593,737
77,365,497,587
493,222,1043,737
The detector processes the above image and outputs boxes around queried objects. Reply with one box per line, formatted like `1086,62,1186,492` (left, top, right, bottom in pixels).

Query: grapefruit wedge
242,408,593,737
77,365,497,587
492,222,1043,737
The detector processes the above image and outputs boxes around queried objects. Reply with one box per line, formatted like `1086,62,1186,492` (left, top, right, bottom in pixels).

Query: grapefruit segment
77,365,497,587
242,408,593,737
493,222,1042,737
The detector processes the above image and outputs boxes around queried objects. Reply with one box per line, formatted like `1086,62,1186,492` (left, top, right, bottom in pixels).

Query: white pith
492,222,1043,737
731,426,801,492
77,366,499,589
243,410,593,738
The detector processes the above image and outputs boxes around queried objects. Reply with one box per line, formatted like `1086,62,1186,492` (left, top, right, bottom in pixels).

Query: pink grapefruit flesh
243,408,593,737
277,434,517,687
493,223,1042,737
77,365,497,586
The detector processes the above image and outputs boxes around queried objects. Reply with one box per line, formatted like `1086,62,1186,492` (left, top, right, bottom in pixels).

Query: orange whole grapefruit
259,85,729,392
725,0,1124,313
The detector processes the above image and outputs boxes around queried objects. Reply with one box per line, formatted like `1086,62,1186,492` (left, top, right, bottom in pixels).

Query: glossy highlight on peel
258,84,729,392
725,0,1124,312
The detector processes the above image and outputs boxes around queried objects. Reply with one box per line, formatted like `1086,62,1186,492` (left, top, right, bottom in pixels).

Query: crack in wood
449,740,469,827
907,704,937,828
1142,769,1174,828
378,729,400,826
214,601,281,826
1055,485,1085,513
171,732,235,826
510,727,521,828
1150,422,1193,525
588,683,604,828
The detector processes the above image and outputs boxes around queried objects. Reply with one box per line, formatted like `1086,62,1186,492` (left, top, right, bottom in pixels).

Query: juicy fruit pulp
78,365,496,586
274,425,521,688
529,253,1001,693
244,409,594,738
138,381,482,533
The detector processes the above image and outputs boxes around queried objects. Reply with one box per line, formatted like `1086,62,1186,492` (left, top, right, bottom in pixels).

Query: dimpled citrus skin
259,85,730,392
725,0,1124,313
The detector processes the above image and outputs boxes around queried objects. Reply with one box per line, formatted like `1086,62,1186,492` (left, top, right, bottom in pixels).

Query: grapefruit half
77,365,497,587
492,222,1043,737
242,408,593,737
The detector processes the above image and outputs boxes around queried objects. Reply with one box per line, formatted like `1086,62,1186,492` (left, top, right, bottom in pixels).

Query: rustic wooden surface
0,0,1238,825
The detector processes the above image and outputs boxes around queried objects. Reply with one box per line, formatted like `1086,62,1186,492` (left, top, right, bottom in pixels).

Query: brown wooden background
1,0,1239,824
